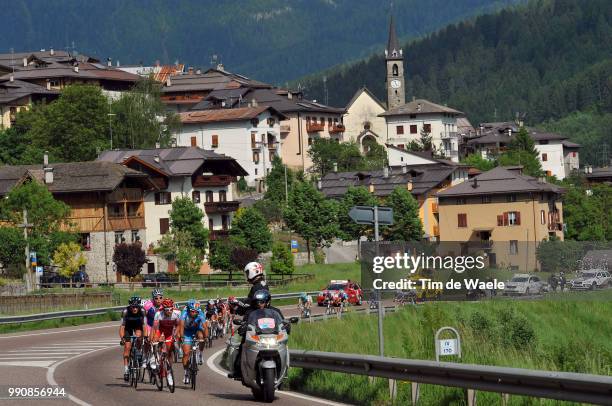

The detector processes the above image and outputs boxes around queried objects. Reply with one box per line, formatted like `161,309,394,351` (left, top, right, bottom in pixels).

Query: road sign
291,240,298,253
36,266,43,275
439,339,458,355
348,206,393,225
30,251,37,267
435,327,462,362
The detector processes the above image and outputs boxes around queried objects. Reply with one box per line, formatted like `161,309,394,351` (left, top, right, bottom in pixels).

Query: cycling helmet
161,298,174,309
151,288,163,299
186,302,197,312
128,296,141,306
253,290,271,306
187,298,197,308
244,262,264,283
300,292,308,300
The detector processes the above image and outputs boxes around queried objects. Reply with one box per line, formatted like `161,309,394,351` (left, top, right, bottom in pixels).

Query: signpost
435,326,462,362
290,240,298,254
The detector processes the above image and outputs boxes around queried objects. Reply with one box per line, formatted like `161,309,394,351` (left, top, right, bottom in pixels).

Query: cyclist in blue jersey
177,303,206,384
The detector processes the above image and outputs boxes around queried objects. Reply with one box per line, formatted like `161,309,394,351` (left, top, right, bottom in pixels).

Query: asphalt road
0,303,359,406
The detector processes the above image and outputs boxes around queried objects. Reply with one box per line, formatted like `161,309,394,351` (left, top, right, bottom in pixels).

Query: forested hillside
2,0,520,84
298,0,612,164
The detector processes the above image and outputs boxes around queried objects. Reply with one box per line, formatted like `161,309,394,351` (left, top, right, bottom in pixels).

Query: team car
570,270,611,290
317,280,363,306
503,274,546,296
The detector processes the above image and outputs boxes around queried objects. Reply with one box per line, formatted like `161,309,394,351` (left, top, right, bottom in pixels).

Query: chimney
155,142,161,149
43,152,49,167
333,162,338,173
107,58,112,67
166,77,172,87
73,65,79,73
154,155,160,163
317,180,322,190
416,103,421,111
23,57,28,67
406,181,413,191
287,92,292,100
217,63,224,71
44,167,54,185
383,166,389,178
369,182,375,193
46,79,51,90
251,99,258,107
188,67,194,75
50,48,54,56
507,128,512,137
472,177,479,188
196,69,201,75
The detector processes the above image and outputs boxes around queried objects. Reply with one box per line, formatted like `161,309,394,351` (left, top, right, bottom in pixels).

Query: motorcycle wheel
262,368,276,403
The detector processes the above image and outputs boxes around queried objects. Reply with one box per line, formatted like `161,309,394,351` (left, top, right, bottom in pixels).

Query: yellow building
0,78,58,129
319,161,470,240
437,166,564,271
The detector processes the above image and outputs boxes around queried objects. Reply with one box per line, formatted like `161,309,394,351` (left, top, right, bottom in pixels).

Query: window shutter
155,192,160,205
212,134,219,147
497,215,503,226
503,212,509,226
516,211,521,225
159,218,169,235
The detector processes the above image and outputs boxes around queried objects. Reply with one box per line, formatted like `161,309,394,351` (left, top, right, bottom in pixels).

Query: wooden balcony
328,123,345,134
306,122,325,133
280,124,291,133
204,201,240,214
210,229,230,240
107,188,143,203
108,216,145,230
192,175,234,187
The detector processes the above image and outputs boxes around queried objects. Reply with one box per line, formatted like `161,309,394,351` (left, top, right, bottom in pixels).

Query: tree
461,153,496,172
230,207,272,253
283,181,339,262
308,139,363,176
208,239,233,272
362,141,387,171
52,242,87,283
156,230,202,280
271,242,295,278
253,199,284,224
113,242,147,281
337,186,377,241
383,186,423,241
0,227,26,272
498,127,543,177
169,197,208,252
536,238,583,273
229,246,259,275
562,184,610,241
264,156,295,203
111,78,181,149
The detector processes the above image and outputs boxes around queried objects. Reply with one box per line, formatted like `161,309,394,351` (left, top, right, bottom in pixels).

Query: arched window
392,64,398,76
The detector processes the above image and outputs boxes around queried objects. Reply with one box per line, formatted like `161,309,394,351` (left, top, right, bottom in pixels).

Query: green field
287,290,612,405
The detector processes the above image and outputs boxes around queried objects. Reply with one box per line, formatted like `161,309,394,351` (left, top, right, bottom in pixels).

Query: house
436,166,565,271
97,147,247,272
0,158,157,282
465,122,580,179
343,87,387,152
0,77,59,129
319,162,470,240
161,67,346,172
0,50,140,99
117,62,185,82
584,165,612,186
175,106,285,189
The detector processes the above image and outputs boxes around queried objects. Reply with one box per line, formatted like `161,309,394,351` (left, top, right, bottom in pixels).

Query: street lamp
108,99,116,150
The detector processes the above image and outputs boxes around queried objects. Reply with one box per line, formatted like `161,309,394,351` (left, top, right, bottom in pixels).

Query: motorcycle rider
245,290,286,333
227,261,270,379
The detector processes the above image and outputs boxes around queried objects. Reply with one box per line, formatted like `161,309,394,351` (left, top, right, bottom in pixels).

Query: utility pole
284,164,289,204
19,209,33,292
108,98,116,150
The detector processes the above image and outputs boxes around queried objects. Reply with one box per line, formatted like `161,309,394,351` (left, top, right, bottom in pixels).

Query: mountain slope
298,0,612,128
1,0,520,84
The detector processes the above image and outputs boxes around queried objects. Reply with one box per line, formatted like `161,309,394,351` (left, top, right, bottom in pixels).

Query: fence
0,292,113,315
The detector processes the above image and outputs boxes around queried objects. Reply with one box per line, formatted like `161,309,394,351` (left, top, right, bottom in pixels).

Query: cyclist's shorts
182,334,196,345
124,328,143,338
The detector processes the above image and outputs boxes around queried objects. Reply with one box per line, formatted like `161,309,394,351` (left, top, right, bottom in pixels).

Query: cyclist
143,288,164,335
297,292,312,317
119,296,146,381
177,302,206,384
150,298,180,368
338,289,349,311
181,299,206,364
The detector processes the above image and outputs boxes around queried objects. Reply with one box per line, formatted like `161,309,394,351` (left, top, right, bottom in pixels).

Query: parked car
569,270,611,290
317,280,363,306
503,274,545,296
142,273,177,287
40,268,90,288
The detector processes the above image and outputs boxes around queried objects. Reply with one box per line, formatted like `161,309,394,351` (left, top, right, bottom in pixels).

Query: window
541,153,547,161
159,218,169,235
328,118,332,126
267,117,275,127
506,194,517,202
509,240,518,255
253,151,260,163
190,136,197,147
498,211,521,226
508,211,519,225
114,231,125,244
320,117,325,124
392,64,398,76
222,215,229,230
108,203,124,218
211,134,219,148
208,218,214,230
546,170,552,176
192,191,201,204
308,137,313,146
410,125,417,134
205,191,214,203
540,210,546,225
409,114,416,119
219,190,227,202
572,152,577,158
455,198,466,205
457,213,467,228
154,192,171,205
396,125,404,135
131,230,140,243
255,168,258,175
80,233,91,251
423,123,431,133
397,144,405,150
251,132,257,149
481,196,492,204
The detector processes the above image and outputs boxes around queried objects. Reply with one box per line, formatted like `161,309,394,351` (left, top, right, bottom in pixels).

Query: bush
314,249,326,264
271,242,295,277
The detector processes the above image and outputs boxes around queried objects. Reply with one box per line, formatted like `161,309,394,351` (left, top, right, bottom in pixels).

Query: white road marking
0,356,67,359
0,360,56,367
206,348,350,406
0,324,116,339
6,349,84,352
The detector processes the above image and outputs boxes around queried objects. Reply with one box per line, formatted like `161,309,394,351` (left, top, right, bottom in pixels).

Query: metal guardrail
0,291,320,325
289,350,612,405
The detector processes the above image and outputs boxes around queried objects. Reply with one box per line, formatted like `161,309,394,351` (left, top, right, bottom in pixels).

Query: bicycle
186,339,205,390
324,300,336,316
126,335,143,389
299,304,311,319
152,338,175,393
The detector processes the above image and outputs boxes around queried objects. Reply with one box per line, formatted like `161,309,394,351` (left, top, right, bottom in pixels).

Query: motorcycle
225,316,299,402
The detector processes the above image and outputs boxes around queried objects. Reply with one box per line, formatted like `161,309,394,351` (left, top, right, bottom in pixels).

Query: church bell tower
385,15,405,110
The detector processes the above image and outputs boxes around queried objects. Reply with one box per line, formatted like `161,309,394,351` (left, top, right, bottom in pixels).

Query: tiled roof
162,68,272,93
381,98,463,117
179,106,285,124
0,161,151,196
0,61,140,83
97,147,248,177
320,164,457,199
0,79,59,104
437,167,564,197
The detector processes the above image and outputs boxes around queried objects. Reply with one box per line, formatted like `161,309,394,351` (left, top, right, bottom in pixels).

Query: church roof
380,98,463,117
386,15,402,60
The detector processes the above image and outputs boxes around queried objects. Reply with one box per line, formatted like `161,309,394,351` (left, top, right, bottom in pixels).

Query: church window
392,64,398,76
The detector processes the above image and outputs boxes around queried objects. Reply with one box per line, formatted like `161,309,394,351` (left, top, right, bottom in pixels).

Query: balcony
306,122,325,133
433,225,440,236
440,132,458,140
280,124,291,133
192,175,233,187
204,201,240,214
329,123,345,134
210,229,230,240
108,216,145,230
107,188,143,202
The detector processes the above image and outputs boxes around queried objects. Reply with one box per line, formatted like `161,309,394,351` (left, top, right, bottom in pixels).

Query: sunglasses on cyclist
154,296,163,300
163,307,173,311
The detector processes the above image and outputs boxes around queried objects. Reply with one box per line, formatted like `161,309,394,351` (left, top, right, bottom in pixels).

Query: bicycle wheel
190,351,197,390
155,353,164,391
166,358,175,393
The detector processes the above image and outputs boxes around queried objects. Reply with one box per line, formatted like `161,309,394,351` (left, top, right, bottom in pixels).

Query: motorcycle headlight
259,336,279,346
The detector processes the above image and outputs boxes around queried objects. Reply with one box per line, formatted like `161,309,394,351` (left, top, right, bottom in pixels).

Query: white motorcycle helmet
244,261,264,283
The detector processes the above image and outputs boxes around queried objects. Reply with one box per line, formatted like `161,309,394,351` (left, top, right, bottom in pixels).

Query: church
343,16,474,163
